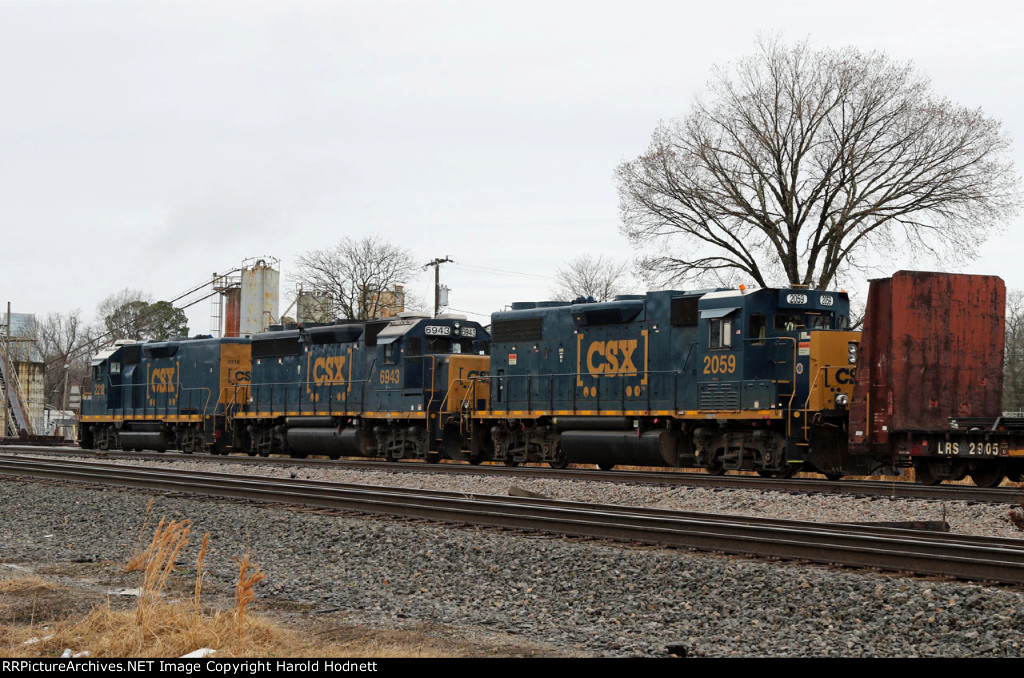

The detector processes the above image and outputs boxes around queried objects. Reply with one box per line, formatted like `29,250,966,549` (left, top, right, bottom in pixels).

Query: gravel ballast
3,459,1024,657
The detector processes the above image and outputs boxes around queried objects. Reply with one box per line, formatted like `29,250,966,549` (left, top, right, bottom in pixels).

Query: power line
444,307,491,320
453,262,557,282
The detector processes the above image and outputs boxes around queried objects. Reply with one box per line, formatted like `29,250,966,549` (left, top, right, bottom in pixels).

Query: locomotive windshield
774,312,835,330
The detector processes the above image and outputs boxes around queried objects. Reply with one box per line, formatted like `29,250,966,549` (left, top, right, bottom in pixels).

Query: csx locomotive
78,270,1024,486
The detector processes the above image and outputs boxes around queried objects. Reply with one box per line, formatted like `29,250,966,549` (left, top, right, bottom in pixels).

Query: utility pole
424,256,453,318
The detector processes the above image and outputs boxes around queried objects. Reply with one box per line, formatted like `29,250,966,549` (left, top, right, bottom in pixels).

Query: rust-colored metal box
849,271,1005,452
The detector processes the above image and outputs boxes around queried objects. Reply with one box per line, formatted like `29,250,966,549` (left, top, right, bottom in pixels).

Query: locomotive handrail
243,377,377,414
96,383,213,424
771,336,799,440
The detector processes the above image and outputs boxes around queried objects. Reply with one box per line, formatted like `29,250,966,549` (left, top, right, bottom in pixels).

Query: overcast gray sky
2,0,1022,332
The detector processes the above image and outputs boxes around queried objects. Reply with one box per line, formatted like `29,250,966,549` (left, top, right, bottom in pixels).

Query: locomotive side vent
492,317,543,343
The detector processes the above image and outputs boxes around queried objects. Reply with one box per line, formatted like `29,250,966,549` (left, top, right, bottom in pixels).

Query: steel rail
2,444,1021,505
3,455,1024,585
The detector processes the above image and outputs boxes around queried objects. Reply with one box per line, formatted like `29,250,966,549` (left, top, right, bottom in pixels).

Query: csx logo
825,367,856,385
231,370,251,384
151,367,176,393
586,340,639,377
312,356,347,385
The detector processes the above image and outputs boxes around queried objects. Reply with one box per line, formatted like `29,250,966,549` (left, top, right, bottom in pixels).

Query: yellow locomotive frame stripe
80,415,204,423
232,411,428,420
473,409,781,420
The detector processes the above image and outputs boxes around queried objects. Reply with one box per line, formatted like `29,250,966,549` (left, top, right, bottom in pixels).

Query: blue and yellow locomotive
474,286,862,476
230,314,491,461
79,336,252,453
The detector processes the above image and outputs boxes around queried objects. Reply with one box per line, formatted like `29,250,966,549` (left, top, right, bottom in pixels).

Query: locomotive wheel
913,461,941,485
970,465,1005,488
824,473,844,481
425,452,441,464
503,458,520,467
704,463,725,476
548,447,569,469
597,462,615,471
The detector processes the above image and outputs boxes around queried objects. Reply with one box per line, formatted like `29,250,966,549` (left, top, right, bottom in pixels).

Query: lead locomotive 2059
78,270,1024,487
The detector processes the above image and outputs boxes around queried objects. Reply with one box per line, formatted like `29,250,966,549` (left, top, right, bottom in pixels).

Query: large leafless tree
294,236,418,320
1005,289,1024,413
617,38,1021,289
35,310,92,408
551,254,633,302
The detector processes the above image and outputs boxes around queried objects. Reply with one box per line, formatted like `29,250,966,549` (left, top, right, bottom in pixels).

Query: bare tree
551,254,633,302
1005,290,1024,413
294,236,419,320
35,310,91,407
617,37,1021,290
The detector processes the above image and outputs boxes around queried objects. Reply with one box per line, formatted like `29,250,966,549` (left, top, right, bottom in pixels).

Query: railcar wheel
597,462,615,471
913,461,941,485
704,463,725,476
503,458,519,467
824,473,844,481
969,465,1005,488
548,447,569,469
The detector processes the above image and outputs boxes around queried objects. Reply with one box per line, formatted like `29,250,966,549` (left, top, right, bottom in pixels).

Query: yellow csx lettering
313,355,347,386
586,340,639,377
151,367,176,393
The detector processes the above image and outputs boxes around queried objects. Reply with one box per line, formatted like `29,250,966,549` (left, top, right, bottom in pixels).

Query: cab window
806,313,832,329
749,314,766,345
774,314,802,331
709,318,732,349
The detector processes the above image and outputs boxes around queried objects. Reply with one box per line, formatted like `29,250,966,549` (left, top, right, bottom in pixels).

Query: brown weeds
1010,493,1024,532
233,554,267,640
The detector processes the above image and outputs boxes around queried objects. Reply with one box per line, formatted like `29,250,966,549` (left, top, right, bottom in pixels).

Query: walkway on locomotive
479,287,855,420
235,315,490,420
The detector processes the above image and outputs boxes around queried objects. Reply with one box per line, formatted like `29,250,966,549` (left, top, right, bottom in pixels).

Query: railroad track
3,454,1024,586
3,443,1022,505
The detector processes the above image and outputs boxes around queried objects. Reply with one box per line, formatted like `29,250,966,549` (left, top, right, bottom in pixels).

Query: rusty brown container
849,271,1005,453
224,288,241,338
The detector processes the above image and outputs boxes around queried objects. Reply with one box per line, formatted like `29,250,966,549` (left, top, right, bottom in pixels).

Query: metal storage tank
240,259,280,335
296,289,333,324
224,287,241,337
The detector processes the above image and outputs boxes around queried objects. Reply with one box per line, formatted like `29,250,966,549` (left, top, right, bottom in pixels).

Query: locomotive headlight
847,342,858,364
836,394,849,408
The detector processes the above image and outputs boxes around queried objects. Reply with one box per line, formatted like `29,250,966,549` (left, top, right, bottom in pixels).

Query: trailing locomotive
232,314,490,462
78,336,251,453
78,270,1024,486
81,314,491,462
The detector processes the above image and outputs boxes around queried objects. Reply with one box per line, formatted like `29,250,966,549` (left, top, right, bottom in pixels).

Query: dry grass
0,514,441,658
0,575,55,594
